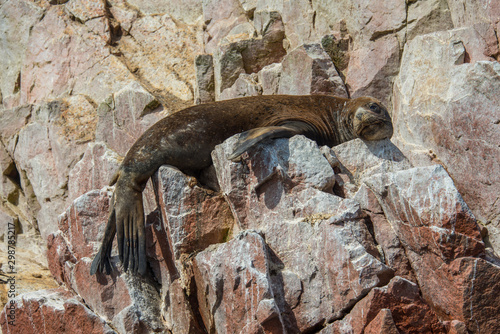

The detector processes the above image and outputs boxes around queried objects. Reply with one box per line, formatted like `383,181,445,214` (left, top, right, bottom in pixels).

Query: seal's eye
369,103,381,113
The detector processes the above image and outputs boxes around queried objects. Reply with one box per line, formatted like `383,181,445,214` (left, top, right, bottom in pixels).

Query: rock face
1,0,499,333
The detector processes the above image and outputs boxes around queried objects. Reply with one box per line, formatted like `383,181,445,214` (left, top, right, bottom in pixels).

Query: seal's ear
228,122,311,161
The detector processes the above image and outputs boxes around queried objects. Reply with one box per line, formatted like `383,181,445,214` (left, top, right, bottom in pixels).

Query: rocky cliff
0,0,499,333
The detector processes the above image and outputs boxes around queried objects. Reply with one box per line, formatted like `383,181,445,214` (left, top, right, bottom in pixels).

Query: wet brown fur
90,95,393,276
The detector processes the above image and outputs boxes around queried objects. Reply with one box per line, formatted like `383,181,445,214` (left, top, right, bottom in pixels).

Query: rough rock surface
1,0,499,333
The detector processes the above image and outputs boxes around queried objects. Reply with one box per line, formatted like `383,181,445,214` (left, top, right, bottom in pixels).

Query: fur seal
90,94,393,275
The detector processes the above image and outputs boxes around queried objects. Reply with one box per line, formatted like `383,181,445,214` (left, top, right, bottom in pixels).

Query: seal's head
349,97,393,141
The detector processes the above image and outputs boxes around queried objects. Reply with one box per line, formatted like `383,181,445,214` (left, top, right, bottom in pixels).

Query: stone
212,134,393,331
331,138,412,186
20,6,135,105
257,63,282,95
409,256,500,333
194,54,216,104
202,0,248,54
65,0,107,22
212,135,339,229
219,73,262,100
406,0,454,40
392,27,500,252
447,0,500,29
10,97,99,238
0,0,44,108
364,309,399,334
322,276,446,333
107,0,138,33
193,231,285,333
118,14,203,104
125,0,203,24
345,35,401,106
278,44,348,97
153,165,234,260
46,187,166,333
0,288,116,334
95,81,164,157
363,165,496,331
213,14,286,97
67,142,122,203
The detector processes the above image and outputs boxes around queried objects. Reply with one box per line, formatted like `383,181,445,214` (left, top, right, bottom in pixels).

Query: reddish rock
212,134,392,331
213,13,286,97
153,165,234,260
323,276,446,334
0,288,116,334
68,142,121,203
345,35,401,106
0,0,44,107
278,43,348,97
392,28,500,253
202,0,248,54
212,135,338,229
364,309,399,334
46,187,165,333
95,81,164,157
20,6,134,105
193,231,285,333
408,256,500,333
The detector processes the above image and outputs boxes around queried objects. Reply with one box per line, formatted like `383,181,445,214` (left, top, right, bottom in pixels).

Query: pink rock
345,35,401,105
0,0,44,106
392,28,500,251
121,14,203,102
202,0,248,54
213,13,286,97
278,44,348,97
20,6,134,105
212,135,392,331
0,288,116,334
95,81,164,157
153,165,234,260
212,135,339,229
46,187,165,333
68,142,121,203
193,231,285,333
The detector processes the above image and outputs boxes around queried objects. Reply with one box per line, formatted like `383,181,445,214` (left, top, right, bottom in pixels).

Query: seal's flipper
90,207,116,275
115,185,146,275
228,122,313,161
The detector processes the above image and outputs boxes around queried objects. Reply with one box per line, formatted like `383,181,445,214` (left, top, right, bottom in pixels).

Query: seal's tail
90,204,117,275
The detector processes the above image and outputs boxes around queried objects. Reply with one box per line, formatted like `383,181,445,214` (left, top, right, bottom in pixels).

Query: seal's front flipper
90,207,116,275
228,122,314,161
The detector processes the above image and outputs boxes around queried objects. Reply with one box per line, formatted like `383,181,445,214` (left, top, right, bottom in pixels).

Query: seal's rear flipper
90,208,116,275
228,122,314,161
